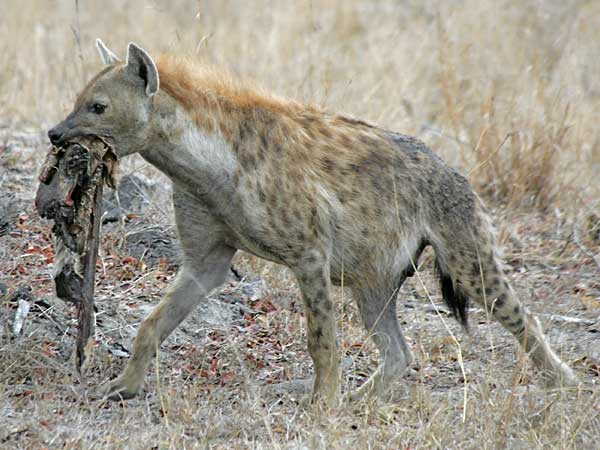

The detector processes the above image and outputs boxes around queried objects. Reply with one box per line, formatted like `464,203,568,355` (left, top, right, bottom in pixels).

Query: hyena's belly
328,216,426,286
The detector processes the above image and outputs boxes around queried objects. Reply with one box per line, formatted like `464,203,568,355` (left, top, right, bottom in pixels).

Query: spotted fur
48,41,578,406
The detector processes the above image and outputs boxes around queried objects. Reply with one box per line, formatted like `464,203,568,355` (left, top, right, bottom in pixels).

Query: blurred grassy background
1,0,598,214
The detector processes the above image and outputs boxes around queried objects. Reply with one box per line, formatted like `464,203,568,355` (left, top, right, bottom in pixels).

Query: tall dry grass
1,0,598,212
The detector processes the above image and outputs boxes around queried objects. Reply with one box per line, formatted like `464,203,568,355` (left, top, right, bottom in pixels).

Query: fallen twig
541,314,596,326
12,300,30,335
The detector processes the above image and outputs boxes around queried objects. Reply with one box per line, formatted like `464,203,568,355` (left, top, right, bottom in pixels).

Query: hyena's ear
126,42,159,97
95,39,121,65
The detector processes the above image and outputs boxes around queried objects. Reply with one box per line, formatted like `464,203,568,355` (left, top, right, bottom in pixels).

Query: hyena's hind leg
347,277,415,402
438,224,577,387
293,250,341,406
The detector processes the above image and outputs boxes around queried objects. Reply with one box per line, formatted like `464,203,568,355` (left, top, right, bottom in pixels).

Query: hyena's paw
299,394,341,412
315,389,341,409
100,375,142,401
299,384,341,411
543,364,579,389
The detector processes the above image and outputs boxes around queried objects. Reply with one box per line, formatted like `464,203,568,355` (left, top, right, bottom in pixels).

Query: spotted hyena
47,40,577,406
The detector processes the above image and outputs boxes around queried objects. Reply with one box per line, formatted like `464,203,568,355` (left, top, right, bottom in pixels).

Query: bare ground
0,126,598,449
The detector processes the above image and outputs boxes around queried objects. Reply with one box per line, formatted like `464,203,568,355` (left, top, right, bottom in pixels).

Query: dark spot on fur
509,317,524,330
257,144,266,162
305,254,317,265
513,305,520,314
260,131,268,149
322,157,335,173
360,148,394,173
319,127,332,139
309,304,323,318
314,327,324,339
268,193,277,207
339,134,353,148
301,115,317,126
239,122,249,141
359,134,378,147
281,212,292,228
258,186,266,203
495,293,506,308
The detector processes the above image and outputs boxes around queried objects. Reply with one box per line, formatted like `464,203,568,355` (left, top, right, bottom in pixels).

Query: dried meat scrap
36,136,119,303
36,136,119,370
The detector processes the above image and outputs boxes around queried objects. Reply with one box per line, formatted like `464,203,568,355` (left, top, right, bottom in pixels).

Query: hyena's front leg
294,252,340,407
103,249,232,400
103,189,236,400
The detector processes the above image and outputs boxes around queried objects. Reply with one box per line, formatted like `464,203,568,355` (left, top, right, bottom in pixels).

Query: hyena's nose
48,127,64,145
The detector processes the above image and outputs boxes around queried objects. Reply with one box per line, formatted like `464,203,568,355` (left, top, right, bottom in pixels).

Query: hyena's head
48,40,159,157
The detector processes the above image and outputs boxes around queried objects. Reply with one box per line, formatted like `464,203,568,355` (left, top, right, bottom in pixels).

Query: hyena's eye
90,103,107,114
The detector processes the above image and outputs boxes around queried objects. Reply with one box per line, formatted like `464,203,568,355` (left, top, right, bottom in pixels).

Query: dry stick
76,180,103,372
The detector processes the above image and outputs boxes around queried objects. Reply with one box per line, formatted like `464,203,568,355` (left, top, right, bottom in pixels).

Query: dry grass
1,0,599,448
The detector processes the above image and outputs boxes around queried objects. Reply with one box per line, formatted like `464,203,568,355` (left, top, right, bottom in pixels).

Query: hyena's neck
140,92,238,204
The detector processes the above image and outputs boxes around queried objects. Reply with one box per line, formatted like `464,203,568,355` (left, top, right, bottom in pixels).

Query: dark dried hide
35,136,119,303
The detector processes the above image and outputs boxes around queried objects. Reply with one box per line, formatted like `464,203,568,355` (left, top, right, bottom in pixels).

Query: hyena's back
251,115,485,293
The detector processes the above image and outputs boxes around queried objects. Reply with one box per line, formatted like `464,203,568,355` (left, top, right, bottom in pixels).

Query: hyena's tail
435,260,470,329
430,203,578,387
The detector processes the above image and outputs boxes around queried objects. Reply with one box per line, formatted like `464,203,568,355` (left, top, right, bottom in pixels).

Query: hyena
47,40,577,405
